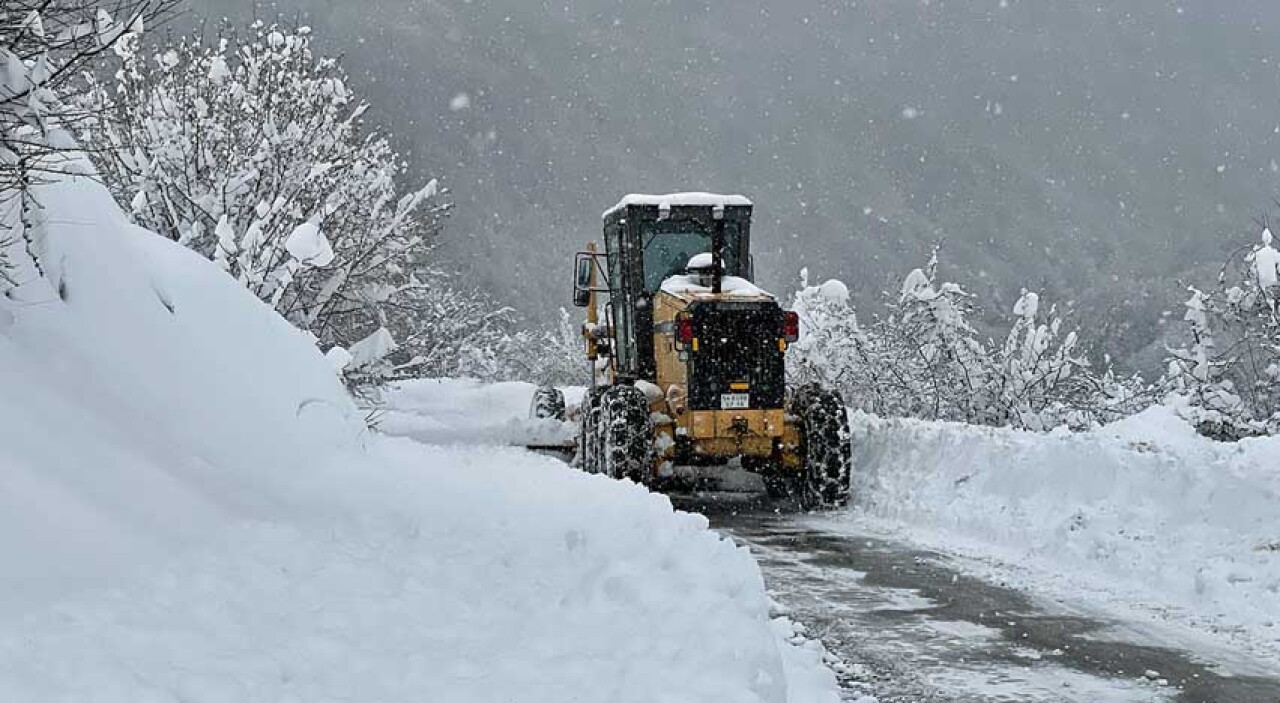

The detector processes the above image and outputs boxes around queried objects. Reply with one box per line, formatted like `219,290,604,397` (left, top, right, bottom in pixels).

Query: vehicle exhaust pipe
711,206,726,295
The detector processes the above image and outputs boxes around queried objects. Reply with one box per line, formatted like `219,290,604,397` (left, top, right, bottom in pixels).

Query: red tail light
783,311,800,343
676,314,694,345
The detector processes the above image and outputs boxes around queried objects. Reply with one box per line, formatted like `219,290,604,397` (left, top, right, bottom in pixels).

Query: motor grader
548,193,850,507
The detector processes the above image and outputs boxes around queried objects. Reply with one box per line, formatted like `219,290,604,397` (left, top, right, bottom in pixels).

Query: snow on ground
0,162,837,701
378,378,581,447
829,408,1280,671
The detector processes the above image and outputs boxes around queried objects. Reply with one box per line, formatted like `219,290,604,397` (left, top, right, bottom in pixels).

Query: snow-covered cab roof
603,192,753,219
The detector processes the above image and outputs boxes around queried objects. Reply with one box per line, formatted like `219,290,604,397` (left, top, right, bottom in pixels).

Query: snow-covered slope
0,165,836,701
0,160,363,617
839,408,1280,667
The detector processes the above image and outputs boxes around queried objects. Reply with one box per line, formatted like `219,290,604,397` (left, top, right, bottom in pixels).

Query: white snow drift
378,377,580,448
840,407,1280,664
0,162,836,701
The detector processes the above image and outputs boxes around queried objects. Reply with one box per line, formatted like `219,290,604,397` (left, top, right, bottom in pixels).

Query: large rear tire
790,384,852,509
597,385,653,483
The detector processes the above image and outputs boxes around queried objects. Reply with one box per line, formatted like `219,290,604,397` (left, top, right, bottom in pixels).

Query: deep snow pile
0,165,836,701
0,158,363,617
377,377,580,447
842,407,1280,662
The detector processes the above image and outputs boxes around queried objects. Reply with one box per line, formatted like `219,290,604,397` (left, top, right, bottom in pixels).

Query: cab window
641,223,743,292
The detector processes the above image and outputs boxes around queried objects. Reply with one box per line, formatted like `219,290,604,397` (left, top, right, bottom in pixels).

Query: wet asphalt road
673,493,1280,703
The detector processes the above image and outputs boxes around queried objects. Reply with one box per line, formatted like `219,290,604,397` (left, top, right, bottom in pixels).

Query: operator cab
603,193,753,289
596,193,755,380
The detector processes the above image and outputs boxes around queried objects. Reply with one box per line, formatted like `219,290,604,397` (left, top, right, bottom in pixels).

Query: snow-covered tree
1,0,173,288
1164,287,1251,438
881,250,989,422
986,290,1089,429
787,258,975,422
82,22,447,325
787,269,891,411
77,20,523,388
1166,228,1280,438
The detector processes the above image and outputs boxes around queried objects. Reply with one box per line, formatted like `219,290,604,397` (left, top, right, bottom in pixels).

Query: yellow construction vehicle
570,193,850,507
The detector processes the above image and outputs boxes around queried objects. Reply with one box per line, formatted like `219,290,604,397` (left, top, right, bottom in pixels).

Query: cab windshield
642,224,744,292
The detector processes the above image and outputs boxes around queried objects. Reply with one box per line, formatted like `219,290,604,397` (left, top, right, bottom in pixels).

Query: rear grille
687,302,786,411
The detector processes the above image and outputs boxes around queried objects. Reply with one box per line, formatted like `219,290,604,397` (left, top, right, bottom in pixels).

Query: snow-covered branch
0,0,177,288
1164,228,1280,438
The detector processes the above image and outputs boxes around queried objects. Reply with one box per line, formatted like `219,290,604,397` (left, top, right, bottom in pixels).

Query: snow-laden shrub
80,20,512,388
500,308,589,387
380,274,518,382
789,250,1153,432
991,291,1152,430
883,251,990,422
790,269,894,413
1164,228,1280,438
316,268,520,392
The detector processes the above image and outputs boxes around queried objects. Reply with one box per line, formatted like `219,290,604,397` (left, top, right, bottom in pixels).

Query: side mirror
573,250,610,307
573,254,593,307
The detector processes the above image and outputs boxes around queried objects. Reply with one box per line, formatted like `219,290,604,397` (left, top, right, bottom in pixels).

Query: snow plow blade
525,441,576,462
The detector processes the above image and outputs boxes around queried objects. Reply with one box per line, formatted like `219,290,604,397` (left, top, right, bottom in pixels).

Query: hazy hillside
183,0,1280,368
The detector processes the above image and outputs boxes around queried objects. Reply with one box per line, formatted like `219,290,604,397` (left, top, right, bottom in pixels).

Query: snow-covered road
688,495,1280,703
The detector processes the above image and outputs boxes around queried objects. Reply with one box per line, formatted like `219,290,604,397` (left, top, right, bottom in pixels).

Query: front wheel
577,386,608,473
597,385,653,483
790,384,852,509
530,386,567,421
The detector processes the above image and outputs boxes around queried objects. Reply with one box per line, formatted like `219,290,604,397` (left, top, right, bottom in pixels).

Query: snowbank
842,407,1280,661
2,442,804,702
0,164,835,701
0,161,362,616
378,377,581,447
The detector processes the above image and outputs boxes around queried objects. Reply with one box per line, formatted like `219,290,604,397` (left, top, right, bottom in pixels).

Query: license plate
720,393,750,410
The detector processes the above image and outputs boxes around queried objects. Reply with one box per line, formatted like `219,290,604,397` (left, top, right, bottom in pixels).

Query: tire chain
599,385,652,482
792,384,853,508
